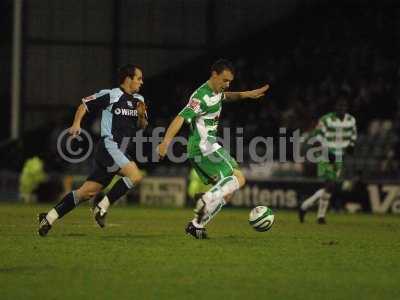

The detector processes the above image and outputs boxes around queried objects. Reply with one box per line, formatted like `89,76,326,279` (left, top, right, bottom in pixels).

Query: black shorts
86,138,132,186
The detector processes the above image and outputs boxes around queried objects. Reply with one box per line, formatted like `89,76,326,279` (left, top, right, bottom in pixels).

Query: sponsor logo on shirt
188,98,201,113
114,108,137,117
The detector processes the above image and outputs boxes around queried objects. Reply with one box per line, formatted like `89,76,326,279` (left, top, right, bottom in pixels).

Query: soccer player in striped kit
38,64,148,236
158,59,269,239
299,99,357,224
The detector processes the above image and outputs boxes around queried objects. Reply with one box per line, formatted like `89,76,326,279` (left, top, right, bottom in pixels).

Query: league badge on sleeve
188,98,201,113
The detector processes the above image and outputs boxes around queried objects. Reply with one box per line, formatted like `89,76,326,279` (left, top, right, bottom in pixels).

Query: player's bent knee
76,189,99,201
128,173,143,185
239,176,246,187
87,191,100,199
76,184,102,201
76,181,103,199
234,171,246,188
120,162,143,185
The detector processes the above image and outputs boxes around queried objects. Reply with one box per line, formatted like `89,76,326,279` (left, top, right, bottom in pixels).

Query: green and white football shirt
314,112,357,155
178,82,224,158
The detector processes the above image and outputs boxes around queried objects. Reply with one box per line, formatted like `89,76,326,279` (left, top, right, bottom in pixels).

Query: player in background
299,99,357,224
38,64,148,236
158,59,269,239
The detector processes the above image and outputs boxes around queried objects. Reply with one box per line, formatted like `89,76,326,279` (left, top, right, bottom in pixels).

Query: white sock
317,191,332,219
301,188,325,210
204,175,240,202
201,196,225,226
219,175,240,197
46,209,59,225
96,196,110,215
193,176,240,227
192,194,225,228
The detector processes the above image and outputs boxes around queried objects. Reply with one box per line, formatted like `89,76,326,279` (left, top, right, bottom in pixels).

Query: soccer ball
249,206,274,232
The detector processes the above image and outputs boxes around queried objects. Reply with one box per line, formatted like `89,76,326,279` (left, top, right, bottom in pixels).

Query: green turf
0,203,399,300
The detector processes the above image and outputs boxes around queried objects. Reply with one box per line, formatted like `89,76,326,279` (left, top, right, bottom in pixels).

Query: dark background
1,0,399,180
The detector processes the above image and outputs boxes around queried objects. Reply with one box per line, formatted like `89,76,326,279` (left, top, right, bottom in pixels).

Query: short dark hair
211,59,235,75
118,64,142,84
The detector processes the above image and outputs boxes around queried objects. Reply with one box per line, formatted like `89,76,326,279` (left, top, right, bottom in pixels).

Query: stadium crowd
158,4,400,178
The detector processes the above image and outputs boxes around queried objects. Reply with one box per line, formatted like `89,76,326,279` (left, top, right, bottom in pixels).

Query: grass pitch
0,203,399,300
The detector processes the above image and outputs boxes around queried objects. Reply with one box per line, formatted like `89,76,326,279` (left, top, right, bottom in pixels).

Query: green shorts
189,148,239,185
318,161,343,182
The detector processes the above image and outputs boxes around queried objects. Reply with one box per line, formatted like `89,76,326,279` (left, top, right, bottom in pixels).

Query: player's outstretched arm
224,84,270,101
158,115,185,159
68,104,87,137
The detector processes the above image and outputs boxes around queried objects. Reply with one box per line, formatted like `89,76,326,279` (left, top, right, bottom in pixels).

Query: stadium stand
0,1,398,192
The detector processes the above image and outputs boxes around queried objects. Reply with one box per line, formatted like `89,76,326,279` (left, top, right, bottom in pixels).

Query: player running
299,99,357,224
38,64,148,236
157,59,269,239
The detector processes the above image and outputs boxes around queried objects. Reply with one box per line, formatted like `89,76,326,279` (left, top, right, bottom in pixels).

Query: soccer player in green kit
299,99,357,224
158,59,269,239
